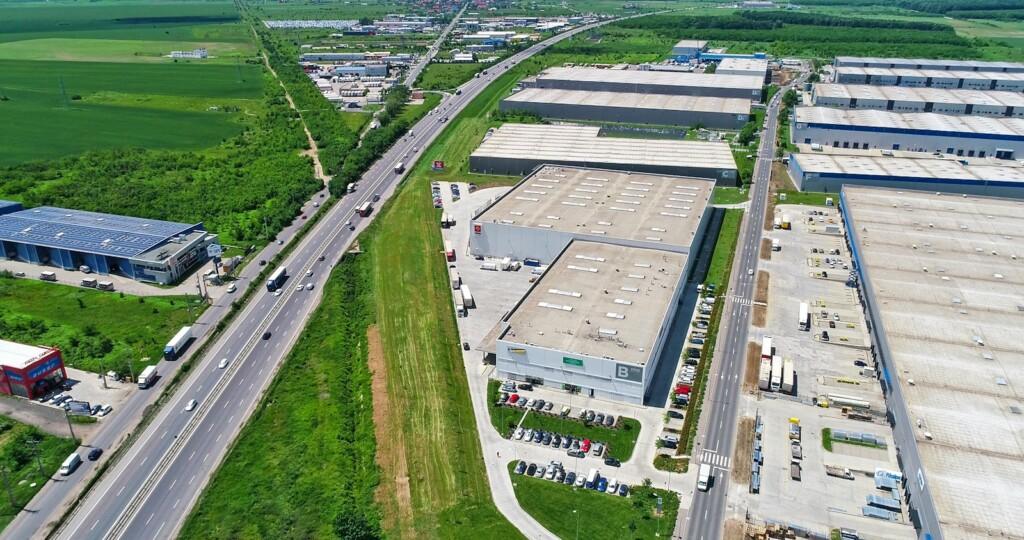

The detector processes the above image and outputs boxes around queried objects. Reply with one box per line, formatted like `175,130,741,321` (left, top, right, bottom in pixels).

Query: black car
532,431,543,443
318,255,326,262
88,448,103,461
90,404,103,415
564,471,576,485
604,457,621,467
373,194,381,202
551,434,561,447
515,460,527,475
463,342,470,351
526,463,537,476
561,437,572,449
259,260,267,266
542,432,552,445
518,383,533,391
262,331,272,340
854,360,868,367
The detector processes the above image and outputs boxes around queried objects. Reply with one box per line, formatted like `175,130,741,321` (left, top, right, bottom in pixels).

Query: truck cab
697,463,712,491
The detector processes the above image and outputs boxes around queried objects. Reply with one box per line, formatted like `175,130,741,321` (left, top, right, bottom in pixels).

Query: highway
49,15,632,540
681,75,802,540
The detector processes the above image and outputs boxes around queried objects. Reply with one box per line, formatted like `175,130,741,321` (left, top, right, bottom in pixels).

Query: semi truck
461,286,475,308
798,302,809,331
267,266,288,291
826,465,854,480
782,358,795,394
758,358,772,391
138,365,158,389
697,463,712,491
761,336,773,360
772,238,781,251
39,271,57,282
770,355,783,392
781,214,792,230
97,280,114,291
828,393,871,410
449,268,461,289
357,202,373,217
164,325,194,360
394,162,405,174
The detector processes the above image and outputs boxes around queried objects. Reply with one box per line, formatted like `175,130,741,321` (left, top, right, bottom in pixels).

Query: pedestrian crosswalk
730,295,752,307
700,450,731,469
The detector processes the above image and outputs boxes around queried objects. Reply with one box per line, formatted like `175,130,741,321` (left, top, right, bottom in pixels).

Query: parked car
532,431,543,443
542,432,552,445
534,399,545,410
545,467,556,481
596,478,608,492
526,398,537,408
535,466,546,479
591,442,605,457
87,448,103,461
524,429,533,441
581,439,592,453
551,434,561,447
555,470,565,483
514,427,524,440
567,449,585,458
543,401,554,412
854,360,867,367
618,484,629,496
595,413,605,425
585,410,596,423
561,437,572,449
575,474,586,488
564,471,576,485
509,394,519,404
98,405,113,417
604,457,621,467
515,461,527,474
526,463,537,476
518,383,533,391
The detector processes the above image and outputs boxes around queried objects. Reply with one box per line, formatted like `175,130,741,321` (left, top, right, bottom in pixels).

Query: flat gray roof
537,66,764,91
842,185,1024,538
792,153,1024,184
474,165,713,251
834,66,1024,81
673,39,707,50
813,83,1024,108
500,240,686,366
717,57,768,73
471,124,737,171
835,55,1024,71
795,106,1024,137
503,87,751,115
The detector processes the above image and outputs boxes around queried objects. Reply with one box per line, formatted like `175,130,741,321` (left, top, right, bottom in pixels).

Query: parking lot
511,458,632,497
729,204,915,538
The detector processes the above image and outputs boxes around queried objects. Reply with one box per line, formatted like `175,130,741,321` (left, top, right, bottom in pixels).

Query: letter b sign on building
615,363,642,382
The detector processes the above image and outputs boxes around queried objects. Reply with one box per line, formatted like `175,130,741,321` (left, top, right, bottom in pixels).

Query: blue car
596,478,608,492
618,484,629,496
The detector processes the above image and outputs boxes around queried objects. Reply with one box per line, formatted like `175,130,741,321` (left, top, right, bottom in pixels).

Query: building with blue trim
793,106,1024,159
835,55,1024,73
671,39,707,62
787,152,1024,197
0,202,216,284
834,66,1024,92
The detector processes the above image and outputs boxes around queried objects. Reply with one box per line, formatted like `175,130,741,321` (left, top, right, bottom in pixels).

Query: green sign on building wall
563,357,584,367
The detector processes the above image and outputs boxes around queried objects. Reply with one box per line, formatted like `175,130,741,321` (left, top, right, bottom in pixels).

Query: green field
180,255,379,539
0,416,79,533
777,190,834,206
0,37,254,64
508,463,680,540
704,209,744,290
712,187,751,205
0,275,200,375
416,62,490,91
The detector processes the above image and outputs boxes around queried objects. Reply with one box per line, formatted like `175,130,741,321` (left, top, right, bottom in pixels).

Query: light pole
574,508,580,540
63,409,77,441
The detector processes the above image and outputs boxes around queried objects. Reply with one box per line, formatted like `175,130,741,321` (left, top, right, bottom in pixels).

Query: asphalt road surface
681,79,796,540
403,5,465,87
50,15,634,540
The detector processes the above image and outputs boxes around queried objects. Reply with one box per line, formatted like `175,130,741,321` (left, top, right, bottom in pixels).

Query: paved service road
680,77,801,540
403,5,465,87
50,15,639,540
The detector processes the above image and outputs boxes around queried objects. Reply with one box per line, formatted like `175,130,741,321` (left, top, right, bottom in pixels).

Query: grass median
0,415,79,533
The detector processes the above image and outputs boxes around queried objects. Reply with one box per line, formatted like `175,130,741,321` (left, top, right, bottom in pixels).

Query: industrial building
0,339,67,399
835,55,1024,73
811,83,1024,117
787,153,1024,197
716,57,769,81
793,106,1024,159
671,39,707,62
833,66,1024,92
499,88,750,129
495,240,688,404
529,66,764,101
469,165,713,263
840,185,1024,540
469,123,739,184
0,202,217,285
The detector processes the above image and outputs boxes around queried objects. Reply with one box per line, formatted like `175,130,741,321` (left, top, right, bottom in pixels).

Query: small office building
671,39,707,62
835,55,1024,73
0,202,217,285
495,240,688,404
469,123,739,184
811,83,1024,118
530,66,764,100
833,67,1024,92
793,106,1024,159
499,88,750,129
0,340,67,399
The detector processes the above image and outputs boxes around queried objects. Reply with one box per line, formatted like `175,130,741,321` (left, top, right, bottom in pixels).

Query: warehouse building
0,339,67,400
793,106,1024,159
835,55,1024,73
833,66,1024,92
787,153,1024,197
812,83,1024,117
671,39,707,62
840,185,1024,540
716,57,769,81
530,66,764,100
499,88,750,129
0,202,217,285
469,123,739,184
470,165,713,264
495,240,688,404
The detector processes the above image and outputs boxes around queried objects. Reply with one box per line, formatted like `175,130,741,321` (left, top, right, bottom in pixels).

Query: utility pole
125,358,135,385
26,438,45,477
98,359,107,389
64,409,77,441
0,466,16,509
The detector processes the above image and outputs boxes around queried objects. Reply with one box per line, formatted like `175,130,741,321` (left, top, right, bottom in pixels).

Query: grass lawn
340,111,373,134
180,254,380,539
415,62,488,91
821,427,886,452
777,190,833,207
711,187,750,205
0,37,255,64
0,416,79,533
0,275,200,376
487,381,641,461
507,462,680,540
704,209,744,290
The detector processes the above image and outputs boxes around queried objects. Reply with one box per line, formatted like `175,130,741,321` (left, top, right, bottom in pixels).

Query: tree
333,513,380,540
782,89,799,109
703,62,717,74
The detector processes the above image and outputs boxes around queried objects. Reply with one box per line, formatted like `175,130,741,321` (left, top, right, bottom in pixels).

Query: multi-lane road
39,15,634,540
682,77,799,540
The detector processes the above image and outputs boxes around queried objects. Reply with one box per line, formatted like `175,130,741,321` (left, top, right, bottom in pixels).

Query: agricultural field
0,274,200,376
0,416,79,533
416,62,491,91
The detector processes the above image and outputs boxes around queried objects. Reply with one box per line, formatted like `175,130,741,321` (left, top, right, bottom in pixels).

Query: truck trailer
758,358,772,391
770,355,783,392
761,336,773,360
461,286,475,308
444,241,455,262
449,268,461,289
772,238,781,251
164,326,193,360
138,365,158,389
782,358,795,394
798,302,809,331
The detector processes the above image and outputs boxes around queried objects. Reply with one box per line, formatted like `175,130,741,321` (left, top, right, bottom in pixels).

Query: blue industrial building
0,202,216,285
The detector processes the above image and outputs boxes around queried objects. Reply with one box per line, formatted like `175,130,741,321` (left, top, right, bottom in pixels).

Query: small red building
0,339,67,399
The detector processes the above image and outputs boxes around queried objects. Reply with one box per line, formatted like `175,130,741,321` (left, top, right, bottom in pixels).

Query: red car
509,394,520,404
581,439,591,453
675,384,691,395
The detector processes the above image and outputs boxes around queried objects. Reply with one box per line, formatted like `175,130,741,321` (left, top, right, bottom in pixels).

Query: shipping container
761,336,773,360
781,358,795,394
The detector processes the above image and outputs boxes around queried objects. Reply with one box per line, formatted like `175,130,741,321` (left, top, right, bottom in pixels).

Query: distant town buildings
169,48,208,59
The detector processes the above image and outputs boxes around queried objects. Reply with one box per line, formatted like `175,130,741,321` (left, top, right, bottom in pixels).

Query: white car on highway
218,358,229,369
185,399,198,412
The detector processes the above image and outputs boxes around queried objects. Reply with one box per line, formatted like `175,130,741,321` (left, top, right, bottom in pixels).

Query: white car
514,427,524,440
296,284,304,292
185,399,198,412
98,404,113,417
305,283,314,291
747,268,754,276
306,270,313,277
226,283,236,293
274,289,283,297
218,358,229,369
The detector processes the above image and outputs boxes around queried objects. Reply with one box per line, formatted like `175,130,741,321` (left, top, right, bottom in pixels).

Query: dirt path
366,325,413,537
253,30,330,185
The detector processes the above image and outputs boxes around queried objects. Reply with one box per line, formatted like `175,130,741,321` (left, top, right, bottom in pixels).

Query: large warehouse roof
791,153,1024,184
841,185,1024,538
536,66,764,91
813,83,1024,108
835,55,1024,71
835,66,1024,81
502,87,751,115
0,339,55,370
717,57,768,73
500,241,686,366
673,39,707,49
474,165,713,251
795,106,1024,137
0,204,202,258
471,124,736,171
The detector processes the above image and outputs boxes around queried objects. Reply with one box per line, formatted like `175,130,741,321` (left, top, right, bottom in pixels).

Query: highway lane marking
189,450,196,461
155,520,166,538
229,415,234,424
203,453,209,463
90,519,99,531
216,433,222,443
189,474,196,485
117,485,125,496
249,382,254,391
173,498,180,510
259,368,264,376
160,431,167,440
140,456,147,466
208,423,214,432
145,513,154,526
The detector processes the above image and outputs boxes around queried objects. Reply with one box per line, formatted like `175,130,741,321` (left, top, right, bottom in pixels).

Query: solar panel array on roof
866,494,902,512
862,506,899,521
0,206,200,258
